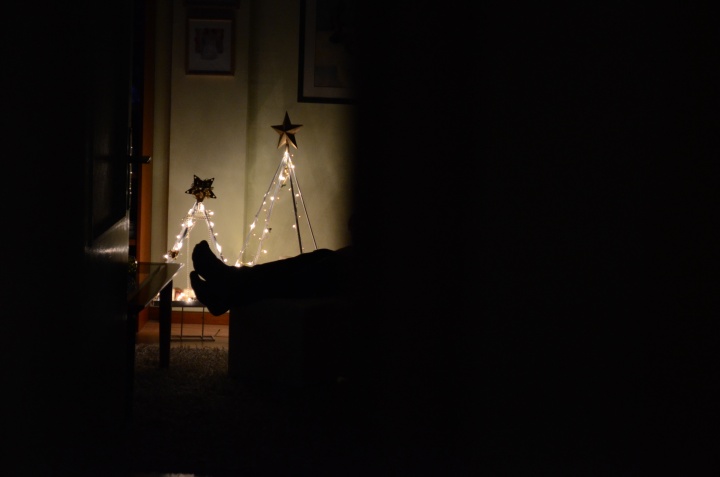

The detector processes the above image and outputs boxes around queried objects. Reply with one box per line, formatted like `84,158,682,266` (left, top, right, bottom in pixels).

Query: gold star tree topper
185,175,216,202
271,112,303,150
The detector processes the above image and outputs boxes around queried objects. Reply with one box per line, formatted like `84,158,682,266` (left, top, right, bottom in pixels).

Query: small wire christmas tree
165,175,225,300
235,112,317,267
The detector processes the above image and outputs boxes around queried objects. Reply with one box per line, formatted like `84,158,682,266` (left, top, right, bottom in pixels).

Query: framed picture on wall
186,14,234,75
298,0,356,103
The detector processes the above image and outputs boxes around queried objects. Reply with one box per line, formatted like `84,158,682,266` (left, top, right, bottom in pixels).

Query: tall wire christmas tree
235,112,317,267
165,175,225,300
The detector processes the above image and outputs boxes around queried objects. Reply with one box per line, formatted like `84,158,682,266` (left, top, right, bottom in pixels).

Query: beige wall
151,0,356,291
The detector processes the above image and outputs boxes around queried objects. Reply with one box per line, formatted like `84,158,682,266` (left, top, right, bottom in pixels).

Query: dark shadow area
347,3,719,475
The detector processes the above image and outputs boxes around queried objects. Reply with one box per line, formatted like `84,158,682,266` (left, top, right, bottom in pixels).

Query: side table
128,261,183,366
126,262,183,419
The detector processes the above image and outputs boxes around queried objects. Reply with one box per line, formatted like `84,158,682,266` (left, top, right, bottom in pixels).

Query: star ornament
271,112,302,150
185,175,216,202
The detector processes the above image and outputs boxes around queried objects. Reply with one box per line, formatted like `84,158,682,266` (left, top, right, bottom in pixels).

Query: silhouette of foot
192,240,232,282
190,271,230,316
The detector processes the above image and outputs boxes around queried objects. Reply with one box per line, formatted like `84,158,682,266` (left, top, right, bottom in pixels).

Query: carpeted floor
119,344,720,476
122,344,376,477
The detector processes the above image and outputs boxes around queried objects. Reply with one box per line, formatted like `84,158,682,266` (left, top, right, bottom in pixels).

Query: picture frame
186,14,234,75
298,0,356,104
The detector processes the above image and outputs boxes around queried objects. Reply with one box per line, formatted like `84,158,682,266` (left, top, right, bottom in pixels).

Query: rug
122,344,373,477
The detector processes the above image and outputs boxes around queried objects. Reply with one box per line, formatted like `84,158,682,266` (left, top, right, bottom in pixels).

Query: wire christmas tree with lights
235,112,317,267
165,175,226,300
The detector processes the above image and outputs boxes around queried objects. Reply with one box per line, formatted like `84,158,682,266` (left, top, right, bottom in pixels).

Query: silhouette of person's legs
190,240,354,315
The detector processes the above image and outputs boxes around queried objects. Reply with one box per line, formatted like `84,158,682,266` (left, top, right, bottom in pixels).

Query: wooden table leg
159,280,172,368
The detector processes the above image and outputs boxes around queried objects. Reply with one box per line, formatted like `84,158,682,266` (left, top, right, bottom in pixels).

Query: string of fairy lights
235,147,316,267
237,111,317,266
164,175,225,301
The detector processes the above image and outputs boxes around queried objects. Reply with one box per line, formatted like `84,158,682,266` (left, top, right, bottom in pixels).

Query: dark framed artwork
186,13,235,75
298,0,356,103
